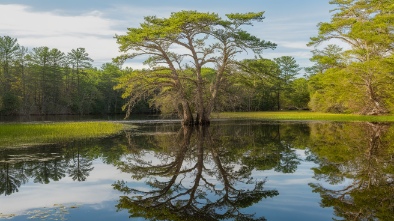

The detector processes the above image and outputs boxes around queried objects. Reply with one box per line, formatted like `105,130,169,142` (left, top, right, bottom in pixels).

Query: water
0,114,163,123
0,120,393,220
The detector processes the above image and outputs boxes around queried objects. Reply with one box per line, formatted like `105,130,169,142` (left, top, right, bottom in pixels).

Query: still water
1,120,393,220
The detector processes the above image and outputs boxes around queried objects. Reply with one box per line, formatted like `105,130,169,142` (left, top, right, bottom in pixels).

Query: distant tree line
0,36,154,116
4,0,389,118
0,34,309,117
220,56,309,112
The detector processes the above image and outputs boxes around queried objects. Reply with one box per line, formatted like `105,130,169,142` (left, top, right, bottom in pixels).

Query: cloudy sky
0,0,334,70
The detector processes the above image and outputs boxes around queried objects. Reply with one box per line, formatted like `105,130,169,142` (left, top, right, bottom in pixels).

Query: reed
0,121,125,148
215,111,394,122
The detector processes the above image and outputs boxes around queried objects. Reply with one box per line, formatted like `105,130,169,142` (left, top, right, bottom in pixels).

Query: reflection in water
1,121,393,220
66,147,94,182
307,122,394,221
0,146,95,196
113,123,308,221
0,137,129,197
0,162,28,196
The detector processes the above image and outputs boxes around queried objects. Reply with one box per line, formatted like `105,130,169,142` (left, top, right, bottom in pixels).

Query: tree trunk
195,110,210,126
181,101,194,126
362,80,389,115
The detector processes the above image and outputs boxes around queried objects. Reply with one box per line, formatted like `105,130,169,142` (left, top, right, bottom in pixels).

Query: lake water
1,120,393,220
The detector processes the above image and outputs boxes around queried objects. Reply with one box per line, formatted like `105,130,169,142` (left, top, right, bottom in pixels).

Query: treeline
218,56,309,112
0,36,148,116
0,36,310,116
2,0,393,117
115,58,310,117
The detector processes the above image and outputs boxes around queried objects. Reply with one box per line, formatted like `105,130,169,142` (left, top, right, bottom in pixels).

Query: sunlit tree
115,11,276,125
308,0,394,114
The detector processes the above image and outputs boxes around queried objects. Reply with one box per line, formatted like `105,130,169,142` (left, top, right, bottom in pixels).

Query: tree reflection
0,143,100,195
66,146,94,182
0,162,28,195
307,122,394,220
0,146,63,194
213,123,304,174
113,125,283,221
24,152,67,184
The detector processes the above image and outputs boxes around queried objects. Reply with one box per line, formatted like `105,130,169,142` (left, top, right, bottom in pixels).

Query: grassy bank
215,111,394,122
0,121,125,148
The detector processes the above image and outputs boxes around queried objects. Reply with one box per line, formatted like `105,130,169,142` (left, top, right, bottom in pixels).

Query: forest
0,0,393,121
0,36,309,117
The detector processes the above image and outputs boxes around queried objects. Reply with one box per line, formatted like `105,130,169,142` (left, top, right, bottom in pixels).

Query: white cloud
122,61,148,70
0,3,336,70
277,41,311,50
0,4,121,66
0,4,116,37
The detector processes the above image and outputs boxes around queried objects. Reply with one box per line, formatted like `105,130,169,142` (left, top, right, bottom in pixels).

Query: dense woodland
0,0,393,120
0,36,309,117
0,40,127,116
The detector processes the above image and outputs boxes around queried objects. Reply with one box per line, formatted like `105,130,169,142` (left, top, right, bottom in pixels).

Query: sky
0,0,334,70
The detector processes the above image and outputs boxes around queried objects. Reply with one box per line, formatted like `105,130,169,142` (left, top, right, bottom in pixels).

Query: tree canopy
308,0,394,115
115,10,276,125
0,36,128,116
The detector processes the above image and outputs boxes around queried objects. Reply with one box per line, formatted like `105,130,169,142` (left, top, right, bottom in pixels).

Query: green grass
214,111,394,122
0,121,126,148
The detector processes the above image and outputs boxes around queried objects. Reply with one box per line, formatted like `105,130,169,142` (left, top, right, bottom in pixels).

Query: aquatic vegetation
0,122,125,148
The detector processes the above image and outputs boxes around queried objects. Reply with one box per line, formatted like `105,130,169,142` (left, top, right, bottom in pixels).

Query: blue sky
0,0,334,70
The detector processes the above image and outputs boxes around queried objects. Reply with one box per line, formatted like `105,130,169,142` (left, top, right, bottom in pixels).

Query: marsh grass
0,122,125,148
215,111,394,122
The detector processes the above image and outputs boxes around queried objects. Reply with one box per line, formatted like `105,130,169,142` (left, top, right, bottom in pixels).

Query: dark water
1,120,393,220
0,114,162,123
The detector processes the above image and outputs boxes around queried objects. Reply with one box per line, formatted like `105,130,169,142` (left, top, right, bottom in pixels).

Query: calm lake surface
1,120,393,220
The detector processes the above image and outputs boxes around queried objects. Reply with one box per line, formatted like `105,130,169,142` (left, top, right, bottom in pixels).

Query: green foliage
273,56,302,109
226,12,265,24
0,35,130,116
0,92,21,115
308,68,357,113
308,58,394,113
287,78,310,109
225,57,305,111
306,44,345,74
308,0,394,115
115,10,276,124
0,36,22,113
114,68,173,116
88,63,126,114
274,56,301,83
233,58,279,111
